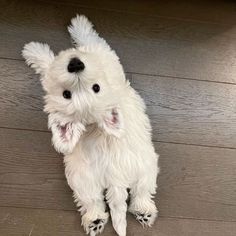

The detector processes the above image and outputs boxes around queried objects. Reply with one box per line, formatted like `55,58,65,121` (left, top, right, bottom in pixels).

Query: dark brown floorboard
1,128,236,221
1,59,236,148
132,74,236,148
0,0,236,83
1,0,236,235
1,207,236,236
48,0,236,25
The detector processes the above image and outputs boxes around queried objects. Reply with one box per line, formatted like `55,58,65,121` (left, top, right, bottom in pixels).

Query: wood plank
0,128,74,210
1,128,236,221
158,142,236,221
0,59,47,131
0,0,236,83
0,207,236,236
49,0,236,25
1,59,236,148
131,74,236,148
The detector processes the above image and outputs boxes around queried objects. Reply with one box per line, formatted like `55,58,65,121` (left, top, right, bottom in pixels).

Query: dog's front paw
82,212,109,236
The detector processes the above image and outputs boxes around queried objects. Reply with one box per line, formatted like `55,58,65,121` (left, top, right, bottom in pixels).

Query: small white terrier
22,15,159,236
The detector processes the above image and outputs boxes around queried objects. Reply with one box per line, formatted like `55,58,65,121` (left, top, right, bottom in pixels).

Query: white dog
22,15,159,236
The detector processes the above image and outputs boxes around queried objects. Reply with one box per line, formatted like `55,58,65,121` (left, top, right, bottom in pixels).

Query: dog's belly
103,154,140,188
65,132,157,193
66,152,143,191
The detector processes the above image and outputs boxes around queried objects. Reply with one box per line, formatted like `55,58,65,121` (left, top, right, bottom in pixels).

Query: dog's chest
78,134,140,187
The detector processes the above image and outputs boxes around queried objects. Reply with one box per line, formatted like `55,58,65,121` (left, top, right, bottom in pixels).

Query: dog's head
22,15,127,153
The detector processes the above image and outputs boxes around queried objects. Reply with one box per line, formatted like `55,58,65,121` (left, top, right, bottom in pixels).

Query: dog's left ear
22,42,55,75
99,108,124,138
68,15,110,50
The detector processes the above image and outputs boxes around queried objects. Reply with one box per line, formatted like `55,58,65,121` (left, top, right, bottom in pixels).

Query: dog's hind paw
82,212,109,236
134,211,158,227
88,219,106,236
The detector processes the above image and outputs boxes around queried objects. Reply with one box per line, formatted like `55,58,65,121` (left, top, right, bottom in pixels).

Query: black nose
67,57,85,73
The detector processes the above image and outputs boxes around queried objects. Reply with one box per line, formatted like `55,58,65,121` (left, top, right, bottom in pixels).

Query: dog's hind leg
106,186,128,236
128,173,158,227
73,188,109,236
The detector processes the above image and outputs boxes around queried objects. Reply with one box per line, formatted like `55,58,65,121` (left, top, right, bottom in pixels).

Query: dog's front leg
106,186,128,236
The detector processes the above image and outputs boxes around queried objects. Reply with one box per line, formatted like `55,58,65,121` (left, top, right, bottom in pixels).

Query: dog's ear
48,114,85,154
99,108,124,138
22,42,55,75
68,15,110,49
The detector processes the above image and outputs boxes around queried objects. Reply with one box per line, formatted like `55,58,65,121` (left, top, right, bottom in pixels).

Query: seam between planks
1,57,236,86
0,205,236,223
1,126,236,150
128,72,236,86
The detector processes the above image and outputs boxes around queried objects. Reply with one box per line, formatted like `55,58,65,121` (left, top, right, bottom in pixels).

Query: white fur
22,15,159,236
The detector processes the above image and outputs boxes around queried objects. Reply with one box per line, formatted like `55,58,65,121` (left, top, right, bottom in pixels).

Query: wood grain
0,0,236,83
1,59,236,148
1,1,236,235
1,207,236,236
48,0,236,25
131,74,236,148
0,128,74,210
1,128,236,221
0,59,47,131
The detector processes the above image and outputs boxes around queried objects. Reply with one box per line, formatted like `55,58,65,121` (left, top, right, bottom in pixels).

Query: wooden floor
1,0,236,235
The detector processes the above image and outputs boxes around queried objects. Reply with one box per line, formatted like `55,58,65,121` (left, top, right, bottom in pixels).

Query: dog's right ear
48,113,86,155
22,42,55,75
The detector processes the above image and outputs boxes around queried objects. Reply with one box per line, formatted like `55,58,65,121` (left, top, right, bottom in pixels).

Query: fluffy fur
22,15,159,236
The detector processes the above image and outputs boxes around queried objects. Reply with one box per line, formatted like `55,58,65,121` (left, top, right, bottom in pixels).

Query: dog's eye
92,84,100,93
63,90,72,99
